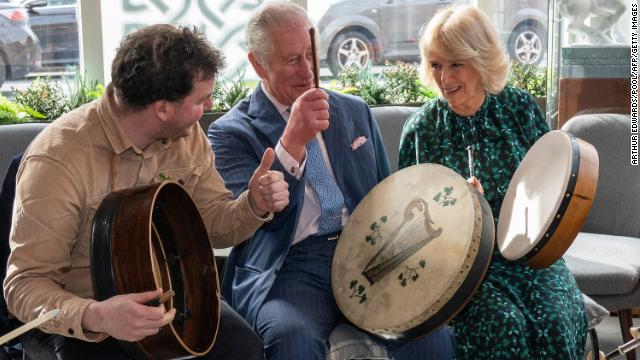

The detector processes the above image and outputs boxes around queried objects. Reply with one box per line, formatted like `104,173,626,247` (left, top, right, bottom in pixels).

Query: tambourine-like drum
91,181,219,359
332,164,494,340
497,130,599,268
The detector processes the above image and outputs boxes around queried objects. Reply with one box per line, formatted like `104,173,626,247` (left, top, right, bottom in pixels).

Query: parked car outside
0,0,41,87
19,0,78,68
317,0,548,75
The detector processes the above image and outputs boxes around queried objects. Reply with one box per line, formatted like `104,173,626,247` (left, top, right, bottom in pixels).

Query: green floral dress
398,86,587,359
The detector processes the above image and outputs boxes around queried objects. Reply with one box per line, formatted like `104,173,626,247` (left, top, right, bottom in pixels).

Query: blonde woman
398,6,587,359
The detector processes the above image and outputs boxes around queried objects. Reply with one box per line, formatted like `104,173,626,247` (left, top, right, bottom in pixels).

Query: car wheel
508,23,546,66
328,30,373,76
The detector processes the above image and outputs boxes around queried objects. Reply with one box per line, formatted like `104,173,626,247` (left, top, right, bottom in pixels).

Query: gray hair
245,1,312,66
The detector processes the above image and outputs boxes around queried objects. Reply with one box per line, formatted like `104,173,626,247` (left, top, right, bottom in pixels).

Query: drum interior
497,131,573,260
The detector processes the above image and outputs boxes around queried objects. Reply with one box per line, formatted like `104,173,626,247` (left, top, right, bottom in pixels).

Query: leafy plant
337,63,388,105
383,61,432,104
0,96,46,125
211,70,253,112
13,78,70,121
334,61,437,105
63,68,105,110
507,61,547,98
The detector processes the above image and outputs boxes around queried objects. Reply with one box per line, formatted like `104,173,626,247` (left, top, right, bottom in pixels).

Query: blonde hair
419,6,510,94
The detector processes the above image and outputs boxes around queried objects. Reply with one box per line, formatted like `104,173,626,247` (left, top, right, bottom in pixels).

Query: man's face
163,77,214,138
252,22,315,106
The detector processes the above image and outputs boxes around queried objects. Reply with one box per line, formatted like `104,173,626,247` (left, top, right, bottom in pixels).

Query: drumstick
466,145,475,178
149,289,175,307
309,28,320,88
606,337,640,359
0,309,59,345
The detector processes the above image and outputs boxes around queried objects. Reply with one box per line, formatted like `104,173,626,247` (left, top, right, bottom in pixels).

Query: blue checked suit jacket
208,85,391,327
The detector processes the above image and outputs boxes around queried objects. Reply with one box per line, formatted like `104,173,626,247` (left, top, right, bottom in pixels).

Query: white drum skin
497,130,599,268
332,164,494,339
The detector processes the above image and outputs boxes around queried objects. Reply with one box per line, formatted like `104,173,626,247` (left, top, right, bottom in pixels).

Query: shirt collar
97,84,171,157
260,83,290,119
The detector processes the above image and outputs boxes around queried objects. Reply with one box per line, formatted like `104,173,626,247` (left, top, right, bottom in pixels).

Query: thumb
256,148,275,175
128,288,163,304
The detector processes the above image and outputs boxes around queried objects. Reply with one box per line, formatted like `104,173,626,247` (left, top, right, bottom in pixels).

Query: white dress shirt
261,84,348,245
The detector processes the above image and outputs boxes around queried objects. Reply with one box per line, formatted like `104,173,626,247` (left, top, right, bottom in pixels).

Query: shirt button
290,166,297,174
68,328,74,335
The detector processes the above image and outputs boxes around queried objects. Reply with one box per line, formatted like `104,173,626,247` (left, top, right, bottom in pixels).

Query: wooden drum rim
524,133,598,268
91,181,219,359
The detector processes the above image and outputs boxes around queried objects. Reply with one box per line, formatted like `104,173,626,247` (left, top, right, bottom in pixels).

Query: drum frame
91,181,219,359
503,131,599,268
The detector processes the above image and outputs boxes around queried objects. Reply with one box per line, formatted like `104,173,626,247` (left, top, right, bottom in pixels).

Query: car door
378,0,451,57
25,0,78,67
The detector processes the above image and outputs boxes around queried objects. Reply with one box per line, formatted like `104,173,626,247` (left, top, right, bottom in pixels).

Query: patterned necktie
305,137,345,235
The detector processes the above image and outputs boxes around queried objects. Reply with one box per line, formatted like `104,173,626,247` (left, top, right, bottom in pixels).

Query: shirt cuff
275,140,306,179
42,298,108,342
242,190,275,223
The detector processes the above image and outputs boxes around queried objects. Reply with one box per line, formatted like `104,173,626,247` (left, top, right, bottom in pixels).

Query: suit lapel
248,84,287,147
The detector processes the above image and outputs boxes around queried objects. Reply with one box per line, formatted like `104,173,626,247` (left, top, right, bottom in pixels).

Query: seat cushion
582,293,609,329
564,232,640,295
326,322,388,360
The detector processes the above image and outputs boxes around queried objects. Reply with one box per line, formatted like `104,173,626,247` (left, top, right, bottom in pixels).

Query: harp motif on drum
362,198,443,285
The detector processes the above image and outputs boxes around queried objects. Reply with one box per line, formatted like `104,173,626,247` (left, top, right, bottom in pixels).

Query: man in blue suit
208,2,453,359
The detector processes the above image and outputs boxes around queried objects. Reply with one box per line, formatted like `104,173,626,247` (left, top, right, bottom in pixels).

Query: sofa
0,108,612,359
561,113,638,360
0,107,418,360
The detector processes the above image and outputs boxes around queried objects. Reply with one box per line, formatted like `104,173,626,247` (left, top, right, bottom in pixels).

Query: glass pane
310,0,550,114
0,0,79,97
101,0,277,85
547,0,632,129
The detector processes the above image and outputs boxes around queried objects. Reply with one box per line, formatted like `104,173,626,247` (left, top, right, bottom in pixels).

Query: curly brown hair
111,24,225,109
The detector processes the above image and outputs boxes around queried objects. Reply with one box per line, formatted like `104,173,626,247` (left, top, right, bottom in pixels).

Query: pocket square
350,136,368,150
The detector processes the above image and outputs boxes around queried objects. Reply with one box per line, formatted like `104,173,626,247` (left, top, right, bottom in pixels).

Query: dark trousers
21,300,263,360
255,233,454,360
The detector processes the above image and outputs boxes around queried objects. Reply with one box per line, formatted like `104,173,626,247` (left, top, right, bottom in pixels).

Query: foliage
1,71,104,124
383,61,431,104
211,70,253,112
337,63,388,105
507,61,547,98
334,61,437,105
0,96,45,125
13,78,70,121
63,69,105,110
1,61,438,126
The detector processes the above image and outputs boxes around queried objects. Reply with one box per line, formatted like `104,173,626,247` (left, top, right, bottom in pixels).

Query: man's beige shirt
4,88,266,341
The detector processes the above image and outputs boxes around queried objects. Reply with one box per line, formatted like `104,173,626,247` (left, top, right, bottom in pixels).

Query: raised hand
280,88,330,162
248,148,290,216
81,288,175,342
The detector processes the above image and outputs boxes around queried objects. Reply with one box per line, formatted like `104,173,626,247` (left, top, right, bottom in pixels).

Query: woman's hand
467,176,484,194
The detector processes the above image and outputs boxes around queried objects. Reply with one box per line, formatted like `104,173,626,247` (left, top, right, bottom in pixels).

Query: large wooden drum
332,164,494,340
497,130,599,268
91,181,219,359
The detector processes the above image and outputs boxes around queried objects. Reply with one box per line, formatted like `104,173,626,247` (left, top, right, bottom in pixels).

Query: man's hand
248,148,289,216
280,88,330,162
81,288,175,341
